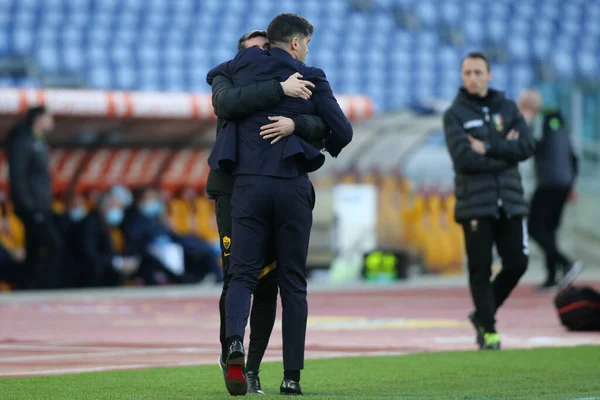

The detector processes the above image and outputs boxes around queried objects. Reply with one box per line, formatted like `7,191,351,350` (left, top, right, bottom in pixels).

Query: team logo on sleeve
223,236,231,250
493,114,504,132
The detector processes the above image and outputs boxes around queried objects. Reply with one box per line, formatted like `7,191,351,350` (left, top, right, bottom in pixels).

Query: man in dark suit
207,13,353,396
6,106,63,289
208,29,331,395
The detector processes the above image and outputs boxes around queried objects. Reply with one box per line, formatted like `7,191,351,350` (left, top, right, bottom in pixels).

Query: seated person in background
123,186,222,284
0,191,25,289
110,185,135,227
0,242,23,290
62,191,139,288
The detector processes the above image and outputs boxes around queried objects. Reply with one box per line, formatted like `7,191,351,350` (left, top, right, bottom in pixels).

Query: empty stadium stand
1,0,599,112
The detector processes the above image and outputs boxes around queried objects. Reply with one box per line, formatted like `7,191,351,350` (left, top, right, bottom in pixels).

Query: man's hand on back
280,72,315,100
260,116,295,144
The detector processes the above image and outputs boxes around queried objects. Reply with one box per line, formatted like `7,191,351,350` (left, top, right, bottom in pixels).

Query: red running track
1,284,599,377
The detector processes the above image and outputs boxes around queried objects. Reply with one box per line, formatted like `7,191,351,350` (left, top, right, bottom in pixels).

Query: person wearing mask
124,187,220,284
6,106,62,289
85,192,139,286
443,52,536,350
518,89,583,290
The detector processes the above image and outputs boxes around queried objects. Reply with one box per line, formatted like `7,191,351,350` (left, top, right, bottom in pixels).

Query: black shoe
280,379,303,396
218,356,227,381
468,312,485,349
225,340,247,396
246,371,265,395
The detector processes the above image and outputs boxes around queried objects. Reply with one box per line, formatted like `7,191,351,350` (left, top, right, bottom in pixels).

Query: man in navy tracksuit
207,13,353,396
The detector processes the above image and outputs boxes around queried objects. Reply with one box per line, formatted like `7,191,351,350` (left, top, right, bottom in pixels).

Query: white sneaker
558,261,584,291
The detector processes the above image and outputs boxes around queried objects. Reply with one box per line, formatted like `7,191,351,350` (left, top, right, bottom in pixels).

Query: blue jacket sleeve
206,47,261,86
309,68,353,158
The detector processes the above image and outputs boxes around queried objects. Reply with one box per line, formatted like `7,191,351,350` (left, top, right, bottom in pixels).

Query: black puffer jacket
7,129,53,218
443,88,536,222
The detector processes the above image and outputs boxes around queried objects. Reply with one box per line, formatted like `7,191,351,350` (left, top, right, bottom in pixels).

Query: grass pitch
2,346,599,400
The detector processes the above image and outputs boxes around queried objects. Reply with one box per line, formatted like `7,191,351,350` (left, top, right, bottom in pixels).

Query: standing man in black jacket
443,52,536,350
207,29,330,395
519,90,582,290
7,106,63,290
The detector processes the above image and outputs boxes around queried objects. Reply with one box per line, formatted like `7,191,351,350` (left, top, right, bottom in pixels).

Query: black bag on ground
554,285,600,331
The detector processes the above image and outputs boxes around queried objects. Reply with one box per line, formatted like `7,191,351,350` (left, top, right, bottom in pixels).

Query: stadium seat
5,0,600,111
194,197,219,243
422,195,455,274
1,204,25,252
168,198,194,235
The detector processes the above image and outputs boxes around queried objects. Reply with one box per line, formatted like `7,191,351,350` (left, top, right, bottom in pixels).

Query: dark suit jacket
206,75,330,196
206,47,353,178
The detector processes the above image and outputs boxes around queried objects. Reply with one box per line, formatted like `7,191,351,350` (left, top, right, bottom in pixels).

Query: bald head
518,89,543,123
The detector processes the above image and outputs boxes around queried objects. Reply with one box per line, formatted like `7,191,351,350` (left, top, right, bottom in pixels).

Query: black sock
246,359,259,374
284,369,300,382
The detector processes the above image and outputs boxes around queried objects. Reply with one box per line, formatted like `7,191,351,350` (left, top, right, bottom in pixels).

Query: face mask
68,207,87,222
112,186,133,208
140,200,163,218
105,207,124,226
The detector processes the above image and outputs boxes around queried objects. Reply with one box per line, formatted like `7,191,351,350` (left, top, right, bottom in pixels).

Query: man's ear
291,37,299,49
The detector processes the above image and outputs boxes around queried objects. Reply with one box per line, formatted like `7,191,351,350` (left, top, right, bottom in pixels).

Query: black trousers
20,213,63,290
528,186,572,282
226,175,314,371
216,192,278,373
461,210,528,333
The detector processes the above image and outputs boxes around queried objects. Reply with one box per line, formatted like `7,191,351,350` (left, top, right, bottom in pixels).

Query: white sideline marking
0,361,204,377
0,347,216,362
0,343,144,352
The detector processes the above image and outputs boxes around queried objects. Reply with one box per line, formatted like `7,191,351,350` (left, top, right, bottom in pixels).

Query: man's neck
271,44,295,59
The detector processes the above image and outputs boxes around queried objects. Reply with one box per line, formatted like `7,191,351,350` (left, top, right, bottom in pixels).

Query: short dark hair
267,13,314,47
237,30,267,51
462,51,490,71
24,105,48,126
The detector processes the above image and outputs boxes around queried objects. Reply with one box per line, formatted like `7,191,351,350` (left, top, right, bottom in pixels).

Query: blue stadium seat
490,65,508,91
507,37,529,62
89,66,112,89
553,50,577,79
139,67,160,91
0,77,14,87
577,52,597,79
415,0,438,28
3,0,600,112
463,20,484,45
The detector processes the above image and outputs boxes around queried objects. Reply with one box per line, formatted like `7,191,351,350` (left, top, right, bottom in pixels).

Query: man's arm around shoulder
206,47,263,86
309,67,352,157
211,75,284,120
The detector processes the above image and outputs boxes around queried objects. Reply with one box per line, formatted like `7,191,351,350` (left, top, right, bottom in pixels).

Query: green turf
1,346,599,400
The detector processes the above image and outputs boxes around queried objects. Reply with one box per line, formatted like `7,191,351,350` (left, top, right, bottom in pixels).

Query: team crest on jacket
223,236,231,250
493,114,504,132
